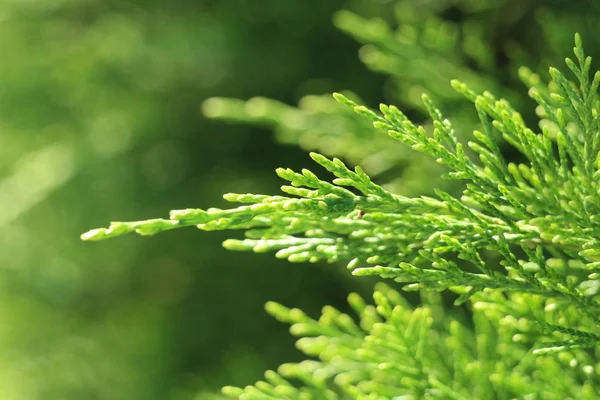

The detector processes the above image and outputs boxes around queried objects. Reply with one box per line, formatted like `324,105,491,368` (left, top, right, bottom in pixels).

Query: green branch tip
80,228,108,241
201,97,227,118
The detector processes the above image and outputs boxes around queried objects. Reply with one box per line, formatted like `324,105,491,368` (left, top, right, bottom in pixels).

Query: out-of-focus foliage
0,1,375,399
4,0,600,399
204,0,600,196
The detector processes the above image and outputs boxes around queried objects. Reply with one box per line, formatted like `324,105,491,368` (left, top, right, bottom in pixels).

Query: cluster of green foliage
2,1,371,399
4,0,599,398
85,24,600,399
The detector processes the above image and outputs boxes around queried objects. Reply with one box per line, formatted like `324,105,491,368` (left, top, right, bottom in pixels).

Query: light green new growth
83,35,600,398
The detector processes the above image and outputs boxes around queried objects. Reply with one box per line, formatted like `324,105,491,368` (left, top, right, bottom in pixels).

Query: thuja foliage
84,36,600,398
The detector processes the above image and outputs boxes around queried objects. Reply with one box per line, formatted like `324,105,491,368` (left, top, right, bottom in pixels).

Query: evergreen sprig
83,35,600,398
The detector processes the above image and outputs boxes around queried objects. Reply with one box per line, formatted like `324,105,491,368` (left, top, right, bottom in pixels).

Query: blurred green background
1,0,599,399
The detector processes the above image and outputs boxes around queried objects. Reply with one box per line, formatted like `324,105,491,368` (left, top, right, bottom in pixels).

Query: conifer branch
84,35,600,366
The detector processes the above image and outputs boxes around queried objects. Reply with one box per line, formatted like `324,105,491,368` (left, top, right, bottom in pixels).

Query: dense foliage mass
85,27,600,400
